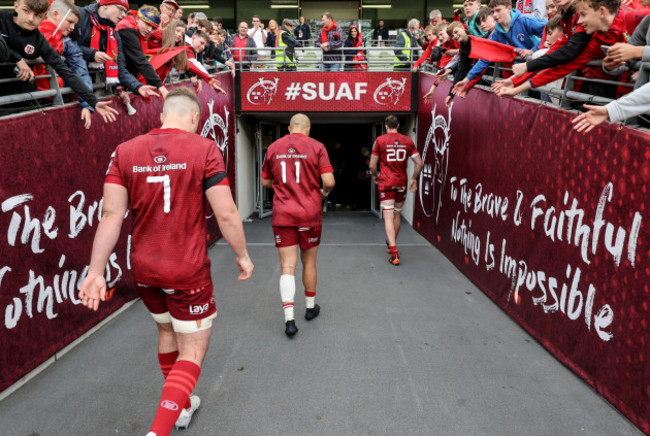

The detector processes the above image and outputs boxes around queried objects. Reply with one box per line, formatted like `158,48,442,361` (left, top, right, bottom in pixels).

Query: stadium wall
0,73,236,394
414,72,650,434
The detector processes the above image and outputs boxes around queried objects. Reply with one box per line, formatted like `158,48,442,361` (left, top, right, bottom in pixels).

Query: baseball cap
161,0,179,10
100,0,129,8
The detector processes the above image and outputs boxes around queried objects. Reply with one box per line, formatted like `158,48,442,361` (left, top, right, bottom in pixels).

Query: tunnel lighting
363,5,392,8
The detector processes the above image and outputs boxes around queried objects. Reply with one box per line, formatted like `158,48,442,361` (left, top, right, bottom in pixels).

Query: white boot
175,395,201,430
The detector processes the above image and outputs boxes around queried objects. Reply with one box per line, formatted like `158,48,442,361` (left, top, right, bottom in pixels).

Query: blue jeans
63,38,94,111
321,62,341,72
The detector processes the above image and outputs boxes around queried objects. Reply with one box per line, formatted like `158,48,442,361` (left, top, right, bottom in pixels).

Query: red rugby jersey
372,132,418,189
261,133,333,227
105,128,226,289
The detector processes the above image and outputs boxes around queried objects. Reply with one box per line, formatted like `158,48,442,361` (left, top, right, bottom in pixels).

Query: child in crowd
464,0,489,37
495,0,627,99
36,0,98,128
412,25,437,71
0,0,117,121
452,0,546,97
116,6,169,98
429,23,461,68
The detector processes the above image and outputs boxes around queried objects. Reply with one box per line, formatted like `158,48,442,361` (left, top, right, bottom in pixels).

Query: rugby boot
285,320,298,337
175,395,201,430
305,304,320,321
389,254,400,266
386,240,391,253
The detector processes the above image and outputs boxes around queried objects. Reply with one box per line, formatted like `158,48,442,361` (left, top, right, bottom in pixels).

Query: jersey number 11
280,161,301,184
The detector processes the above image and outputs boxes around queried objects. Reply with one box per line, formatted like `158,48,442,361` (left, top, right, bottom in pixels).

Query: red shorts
136,282,216,321
379,186,407,204
273,226,322,249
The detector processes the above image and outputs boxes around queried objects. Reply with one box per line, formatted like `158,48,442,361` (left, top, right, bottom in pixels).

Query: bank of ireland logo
246,77,279,105
419,103,453,224
374,77,407,105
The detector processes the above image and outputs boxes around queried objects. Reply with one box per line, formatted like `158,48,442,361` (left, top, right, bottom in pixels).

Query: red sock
158,351,179,379
390,246,399,256
150,360,201,435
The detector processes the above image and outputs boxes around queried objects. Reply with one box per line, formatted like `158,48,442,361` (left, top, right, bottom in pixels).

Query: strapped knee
280,274,296,302
151,311,173,324
171,311,217,334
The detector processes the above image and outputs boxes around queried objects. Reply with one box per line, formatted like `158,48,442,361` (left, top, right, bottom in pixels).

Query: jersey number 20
386,149,407,162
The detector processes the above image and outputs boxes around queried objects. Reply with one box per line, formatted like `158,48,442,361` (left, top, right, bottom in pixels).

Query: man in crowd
316,11,343,71
0,0,118,122
174,6,182,21
372,19,389,45
77,0,159,99
294,16,311,42
394,18,421,71
261,114,335,338
232,21,257,71
158,0,178,29
369,115,423,266
276,18,301,71
248,14,267,68
116,6,168,98
79,87,254,436
429,9,444,26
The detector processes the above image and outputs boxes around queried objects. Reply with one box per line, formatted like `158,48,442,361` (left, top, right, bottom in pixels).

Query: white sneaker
145,433,157,436
175,395,201,430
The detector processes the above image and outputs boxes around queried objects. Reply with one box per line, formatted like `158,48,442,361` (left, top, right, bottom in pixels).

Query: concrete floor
0,212,642,436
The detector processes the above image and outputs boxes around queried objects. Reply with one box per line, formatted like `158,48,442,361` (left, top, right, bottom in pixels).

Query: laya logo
161,400,179,411
374,77,407,105
247,77,279,105
189,303,210,315
24,44,35,55
154,155,166,164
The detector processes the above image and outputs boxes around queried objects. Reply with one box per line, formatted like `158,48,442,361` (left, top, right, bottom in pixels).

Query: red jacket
35,20,64,91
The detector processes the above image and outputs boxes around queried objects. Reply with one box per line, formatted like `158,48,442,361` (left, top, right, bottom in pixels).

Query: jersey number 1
280,161,301,184
147,175,171,213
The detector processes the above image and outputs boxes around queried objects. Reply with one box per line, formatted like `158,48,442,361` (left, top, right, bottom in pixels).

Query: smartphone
601,45,610,55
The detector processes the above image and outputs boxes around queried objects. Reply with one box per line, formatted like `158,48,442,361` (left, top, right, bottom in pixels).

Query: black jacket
117,26,163,89
0,11,98,105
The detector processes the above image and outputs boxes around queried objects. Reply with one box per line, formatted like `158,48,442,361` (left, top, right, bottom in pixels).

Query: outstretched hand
209,79,226,94
491,78,513,94
138,85,160,98
79,271,107,311
95,101,119,123
571,104,609,133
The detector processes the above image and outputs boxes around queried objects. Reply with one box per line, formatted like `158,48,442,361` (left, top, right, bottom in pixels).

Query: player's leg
147,284,217,435
278,244,300,336
298,226,321,320
381,199,397,247
274,226,300,337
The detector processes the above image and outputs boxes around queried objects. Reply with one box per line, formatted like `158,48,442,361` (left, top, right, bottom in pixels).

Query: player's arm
321,172,335,198
205,185,254,280
261,177,272,188
369,154,380,183
79,183,128,311
409,152,424,193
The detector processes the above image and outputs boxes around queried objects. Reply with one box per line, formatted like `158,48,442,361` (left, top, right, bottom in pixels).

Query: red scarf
90,13,120,83
349,25,365,70
321,20,337,44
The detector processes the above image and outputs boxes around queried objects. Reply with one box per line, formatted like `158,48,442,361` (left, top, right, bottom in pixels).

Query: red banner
414,73,650,434
0,74,235,393
240,72,412,112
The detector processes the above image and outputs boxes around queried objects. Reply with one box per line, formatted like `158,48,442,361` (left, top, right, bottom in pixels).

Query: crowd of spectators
1,0,649,127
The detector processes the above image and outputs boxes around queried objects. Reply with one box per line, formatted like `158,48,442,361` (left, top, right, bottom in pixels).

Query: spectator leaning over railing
231,21,257,71
77,0,159,99
511,0,590,82
546,0,559,18
205,29,236,77
116,6,168,99
430,23,462,68
35,0,99,128
0,0,118,121
316,12,343,71
412,25,437,71
344,25,366,72
276,18,301,72
195,19,213,64
572,80,650,131
452,0,546,97
394,18,421,71
475,6,498,36
495,0,627,99
464,0,489,37
295,16,311,43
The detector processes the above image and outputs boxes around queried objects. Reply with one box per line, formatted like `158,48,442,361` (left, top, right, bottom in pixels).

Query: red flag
468,35,517,63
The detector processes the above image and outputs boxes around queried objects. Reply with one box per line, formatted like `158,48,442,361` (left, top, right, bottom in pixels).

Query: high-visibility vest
394,31,412,65
275,30,295,68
